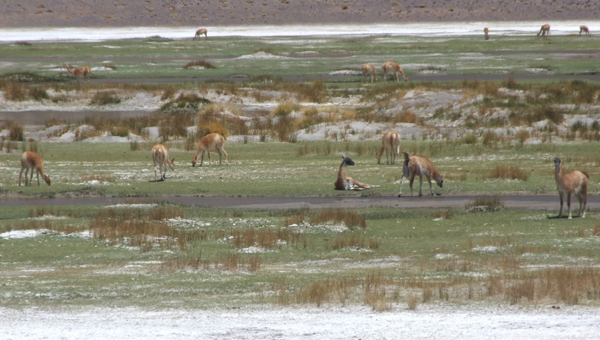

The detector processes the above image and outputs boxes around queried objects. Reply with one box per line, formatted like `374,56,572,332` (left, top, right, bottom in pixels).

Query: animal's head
436,175,443,188
43,175,51,186
342,155,355,166
554,157,562,167
376,152,382,164
191,157,196,167
403,76,409,82
168,158,175,171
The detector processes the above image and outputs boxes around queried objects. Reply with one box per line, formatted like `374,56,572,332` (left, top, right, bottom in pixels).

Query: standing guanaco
376,131,401,165
398,152,443,197
152,144,174,181
19,151,51,186
65,63,92,84
554,157,588,219
382,61,408,82
191,133,228,167
361,64,377,83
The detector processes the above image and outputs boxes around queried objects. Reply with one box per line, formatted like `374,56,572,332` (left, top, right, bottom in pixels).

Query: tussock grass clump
159,112,194,141
488,166,528,181
89,207,190,252
312,209,366,229
230,227,305,249
465,195,503,212
183,59,216,69
325,233,379,250
89,91,121,106
160,93,210,114
431,210,453,219
285,80,327,103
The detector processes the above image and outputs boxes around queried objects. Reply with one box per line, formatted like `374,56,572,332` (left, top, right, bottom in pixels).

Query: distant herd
24,25,593,218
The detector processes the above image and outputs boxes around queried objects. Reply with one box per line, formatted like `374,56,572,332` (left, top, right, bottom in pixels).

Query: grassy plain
1,34,599,81
1,203,600,310
2,32,600,313
0,140,598,197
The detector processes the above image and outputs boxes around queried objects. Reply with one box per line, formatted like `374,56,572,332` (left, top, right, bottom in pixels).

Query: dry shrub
488,166,528,181
364,290,391,312
407,295,419,310
196,103,246,138
183,59,216,69
296,280,332,307
111,126,129,137
482,131,501,147
285,80,327,103
326,233,365,250
160,87,178,101
29,86,49,101
515,130,530,147
284,210,306,226
463,133,477,145
149,204,184,220
311,209,366,229
4,82,27,101
89,91,121,105
2,120,24,141
159,112,194,140
393,111,421,125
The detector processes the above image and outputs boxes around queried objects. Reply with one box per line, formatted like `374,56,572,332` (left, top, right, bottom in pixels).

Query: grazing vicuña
192,133,228,167
398,152,443,197
19,151,51,186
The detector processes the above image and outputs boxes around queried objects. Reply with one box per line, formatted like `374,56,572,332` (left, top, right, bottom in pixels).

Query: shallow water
2,21,597,42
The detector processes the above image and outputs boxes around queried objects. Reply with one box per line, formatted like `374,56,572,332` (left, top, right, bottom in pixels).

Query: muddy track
1,194,597,212
82,73,600,84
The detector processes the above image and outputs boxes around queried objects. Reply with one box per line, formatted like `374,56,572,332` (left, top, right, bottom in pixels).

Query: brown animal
193,28,208,40
19,151,51,186
580,25,591,36
398,152,443,197
334,155,379,191
361,63,377,83
152,144,175,181
537,24,551,37
554,157,588,219
191,133,228,167
65,63,91,84
382,62,408,82
484,27,489,40
376,131,401,165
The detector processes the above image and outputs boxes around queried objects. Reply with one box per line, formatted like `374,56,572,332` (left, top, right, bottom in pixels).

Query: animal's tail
402,151,410,166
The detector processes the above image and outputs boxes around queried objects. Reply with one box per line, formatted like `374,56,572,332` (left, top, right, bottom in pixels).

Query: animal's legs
558,192,564,217
567,193,572,219
19,167,24,186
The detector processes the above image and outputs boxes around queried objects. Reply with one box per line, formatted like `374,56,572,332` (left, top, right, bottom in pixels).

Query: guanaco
484,27,489,40
65,63,92,84
152,144,174,181
193,28,208,40
19,151,51,186
554,157,589,219
334,155,379,191
376,131,400,165
361,64,377,83
398,152,443,197
537,24,551,37
580,25,591,36
191,133,228,167
382,61,408,82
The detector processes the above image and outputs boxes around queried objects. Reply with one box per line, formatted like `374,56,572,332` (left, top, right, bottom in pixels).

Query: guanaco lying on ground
152,144,174,181
334,155,379,191
19,151,51,186
191,133,228,167
376,131,400,165
554,157,588,219
398,152,443,197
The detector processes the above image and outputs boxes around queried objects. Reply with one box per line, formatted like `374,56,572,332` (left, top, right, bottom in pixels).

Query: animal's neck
338,162,346,181
431,169,441,182
66,65,75,74
555,165,564,181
